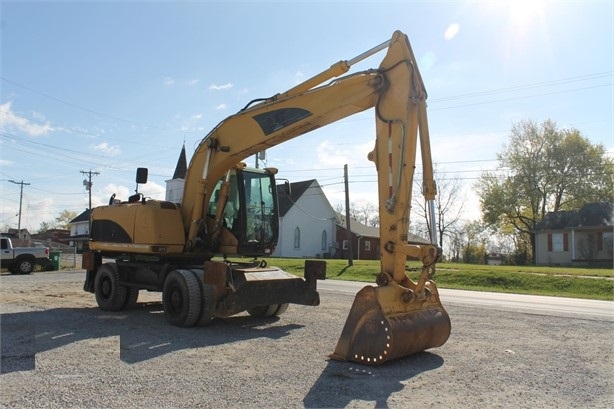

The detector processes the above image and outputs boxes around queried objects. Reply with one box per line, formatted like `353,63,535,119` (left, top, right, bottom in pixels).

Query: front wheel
94,263,127,311
162,269,202,327
190,269,215,326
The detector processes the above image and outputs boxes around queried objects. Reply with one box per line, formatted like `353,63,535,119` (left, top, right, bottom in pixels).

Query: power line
430,83,613,112
429,71,613,103
0,76,200,134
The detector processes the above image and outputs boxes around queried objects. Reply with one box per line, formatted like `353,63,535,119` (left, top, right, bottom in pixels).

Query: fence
36,241,80,270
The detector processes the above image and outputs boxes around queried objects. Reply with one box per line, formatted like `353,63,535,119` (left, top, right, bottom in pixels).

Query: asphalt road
319,280,614,320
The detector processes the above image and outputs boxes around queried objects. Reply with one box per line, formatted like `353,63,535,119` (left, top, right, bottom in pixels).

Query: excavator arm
180,31,451,365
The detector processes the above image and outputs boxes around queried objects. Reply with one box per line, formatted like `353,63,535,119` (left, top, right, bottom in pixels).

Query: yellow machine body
90,201,185,254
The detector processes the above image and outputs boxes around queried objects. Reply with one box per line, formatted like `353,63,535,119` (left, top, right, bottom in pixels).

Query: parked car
0,236,50,274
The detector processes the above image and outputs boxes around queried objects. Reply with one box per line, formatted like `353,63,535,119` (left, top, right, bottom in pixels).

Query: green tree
38,221,54,234
476,119,613,263
54,210,78,230
38,210,79,233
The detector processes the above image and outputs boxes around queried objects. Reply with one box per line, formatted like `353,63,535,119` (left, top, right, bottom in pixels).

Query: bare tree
335,200,379,227
412,166,465,247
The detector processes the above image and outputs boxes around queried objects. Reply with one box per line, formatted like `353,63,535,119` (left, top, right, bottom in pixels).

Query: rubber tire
247,303,289,318
94,263,128,311
162,269,202,327
15,258,34,275
123,288,139,310
190,269,215,326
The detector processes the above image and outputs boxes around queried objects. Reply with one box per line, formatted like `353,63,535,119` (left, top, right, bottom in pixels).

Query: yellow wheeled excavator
82,30,451,365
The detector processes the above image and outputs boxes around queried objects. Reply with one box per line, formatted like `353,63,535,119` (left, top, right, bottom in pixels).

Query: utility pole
80,170,100,210
343,164,353,266
9,179,30,236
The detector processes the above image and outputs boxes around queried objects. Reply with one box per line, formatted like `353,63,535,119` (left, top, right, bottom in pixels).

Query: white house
273,179,337,258
68,209,91,252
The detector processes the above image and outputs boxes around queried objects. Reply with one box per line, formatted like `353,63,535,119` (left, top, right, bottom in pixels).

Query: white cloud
178,113,206,132
92,142,121,156
92,181,166,207
316,139,372,168
141,181,165,200
444,23,460,40
0,101,52,137
19,197,55,232
163,77,175,86
294,71,305,85
0,159,13,166
209,83,234,91
215,104,227,110
186,79,200,86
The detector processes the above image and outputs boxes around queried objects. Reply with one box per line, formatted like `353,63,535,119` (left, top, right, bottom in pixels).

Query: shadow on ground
303,352,444,408
0,302,300,374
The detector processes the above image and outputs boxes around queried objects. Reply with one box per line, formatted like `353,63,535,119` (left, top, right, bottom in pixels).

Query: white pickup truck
0,236,50,274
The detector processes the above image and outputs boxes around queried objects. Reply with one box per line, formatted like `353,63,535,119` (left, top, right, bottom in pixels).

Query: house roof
276,179,317,217
335,212,379,238
172,144,188,179
70,209,91,224
535,202,613,231
335,212,430,243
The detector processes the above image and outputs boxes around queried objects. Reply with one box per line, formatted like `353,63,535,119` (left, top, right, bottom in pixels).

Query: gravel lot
1,270,613,408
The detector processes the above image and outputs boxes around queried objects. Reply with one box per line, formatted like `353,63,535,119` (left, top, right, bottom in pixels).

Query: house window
603,232,613,252
548,233,568,252
294,227,300,249
597,232,604,251
364,240,371,251
321,230,327,251
342,240,349,250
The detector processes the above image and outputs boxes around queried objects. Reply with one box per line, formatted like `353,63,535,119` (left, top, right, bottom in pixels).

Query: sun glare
507,0,546,31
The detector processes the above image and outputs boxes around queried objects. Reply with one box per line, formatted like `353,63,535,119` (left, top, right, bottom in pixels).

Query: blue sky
1,0,612,232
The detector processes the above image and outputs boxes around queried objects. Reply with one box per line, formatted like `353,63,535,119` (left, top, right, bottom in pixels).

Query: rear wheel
94,263,128,311
162,269,201,327
247,303,289,318
15,257,34,275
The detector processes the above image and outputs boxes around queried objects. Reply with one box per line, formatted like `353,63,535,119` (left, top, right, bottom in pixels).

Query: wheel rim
168,285,183,314
100,277,112,300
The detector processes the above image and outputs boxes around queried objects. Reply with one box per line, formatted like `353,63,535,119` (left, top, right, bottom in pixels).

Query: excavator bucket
330,280,450,365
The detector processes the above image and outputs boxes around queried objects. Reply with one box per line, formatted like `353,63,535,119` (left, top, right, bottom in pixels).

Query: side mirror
277,178,291,196
136,168,148,184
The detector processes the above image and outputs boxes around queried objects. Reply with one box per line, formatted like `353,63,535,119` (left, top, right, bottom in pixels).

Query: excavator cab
207,167,279,257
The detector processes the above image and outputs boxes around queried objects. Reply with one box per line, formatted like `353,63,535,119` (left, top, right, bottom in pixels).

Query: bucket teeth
330,284,450,365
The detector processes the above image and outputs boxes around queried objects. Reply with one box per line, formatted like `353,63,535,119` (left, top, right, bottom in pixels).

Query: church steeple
165,144,188,203
172,144,187,180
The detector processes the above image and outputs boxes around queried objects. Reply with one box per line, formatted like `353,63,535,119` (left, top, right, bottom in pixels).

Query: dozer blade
330,281,450,365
